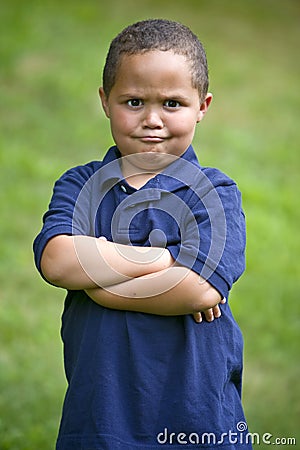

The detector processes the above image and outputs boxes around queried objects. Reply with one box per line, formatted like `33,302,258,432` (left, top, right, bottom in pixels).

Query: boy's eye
164,100,180,108
127,99,143,107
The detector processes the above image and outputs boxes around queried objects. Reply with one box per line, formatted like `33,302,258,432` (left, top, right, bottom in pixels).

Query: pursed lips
137,136,167,142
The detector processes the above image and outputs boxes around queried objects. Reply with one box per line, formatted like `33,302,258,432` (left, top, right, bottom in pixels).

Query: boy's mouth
138,136,166,143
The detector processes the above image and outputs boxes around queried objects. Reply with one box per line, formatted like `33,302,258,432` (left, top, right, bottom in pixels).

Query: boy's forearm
40,235,173,290
85,267,222,316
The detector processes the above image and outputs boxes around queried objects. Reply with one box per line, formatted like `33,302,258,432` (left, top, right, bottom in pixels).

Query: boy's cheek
111,111,135,132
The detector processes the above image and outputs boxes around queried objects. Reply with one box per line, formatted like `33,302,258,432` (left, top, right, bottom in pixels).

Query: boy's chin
127,152,178,171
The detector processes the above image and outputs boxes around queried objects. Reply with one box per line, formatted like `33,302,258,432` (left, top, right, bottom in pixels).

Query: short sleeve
167,169,246,299
33,162,101,275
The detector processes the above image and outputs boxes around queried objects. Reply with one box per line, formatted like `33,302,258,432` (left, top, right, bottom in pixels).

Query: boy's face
100,50,212,171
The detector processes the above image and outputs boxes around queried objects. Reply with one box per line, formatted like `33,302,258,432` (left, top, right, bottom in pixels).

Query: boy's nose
142,107,164,129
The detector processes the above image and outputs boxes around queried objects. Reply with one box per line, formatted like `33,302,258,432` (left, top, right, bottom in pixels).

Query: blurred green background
1,0,299,448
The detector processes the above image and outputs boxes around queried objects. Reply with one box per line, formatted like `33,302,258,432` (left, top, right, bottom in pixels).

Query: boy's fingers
193,312,202,323
203,308,214,322
203,306,222,322
213,305,221,318
194,301,224,324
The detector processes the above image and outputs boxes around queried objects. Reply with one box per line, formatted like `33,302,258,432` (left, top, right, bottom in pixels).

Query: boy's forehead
109,51,199,99
119,49,186,64
116,50,192,79
112,51,195,95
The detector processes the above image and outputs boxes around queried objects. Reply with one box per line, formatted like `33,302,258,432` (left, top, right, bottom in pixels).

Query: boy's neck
125,173,156,189
122,165,157,189
120,155,158,189
120,152,177,189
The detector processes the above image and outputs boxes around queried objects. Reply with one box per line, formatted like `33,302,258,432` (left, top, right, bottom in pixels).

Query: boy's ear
197,93,213,123
99,87,110,118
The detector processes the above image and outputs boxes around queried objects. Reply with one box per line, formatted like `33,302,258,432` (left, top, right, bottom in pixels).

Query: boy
34,19,251,449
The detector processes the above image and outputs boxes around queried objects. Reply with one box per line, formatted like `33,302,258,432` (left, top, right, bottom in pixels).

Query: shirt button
120,184,127,193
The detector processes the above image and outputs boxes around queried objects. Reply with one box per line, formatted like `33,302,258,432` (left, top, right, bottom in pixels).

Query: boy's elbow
189,275,222,312
40,250,65,287
40,235,71,287
201,286,222,311
41,253,63,286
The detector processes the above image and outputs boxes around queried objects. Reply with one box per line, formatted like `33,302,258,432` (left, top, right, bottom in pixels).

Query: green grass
1,0,299,448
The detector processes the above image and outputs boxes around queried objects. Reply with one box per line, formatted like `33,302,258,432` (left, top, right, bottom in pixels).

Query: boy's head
102,19,209,103
99,19,212,173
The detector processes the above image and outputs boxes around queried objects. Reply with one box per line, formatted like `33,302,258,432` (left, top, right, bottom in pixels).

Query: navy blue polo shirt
34,145,251,449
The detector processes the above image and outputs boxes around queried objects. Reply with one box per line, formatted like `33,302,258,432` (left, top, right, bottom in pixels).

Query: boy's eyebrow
117,93,143,99
117,92,192,102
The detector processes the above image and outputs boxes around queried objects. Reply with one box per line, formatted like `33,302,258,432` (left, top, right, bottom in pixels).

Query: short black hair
102,19,209,102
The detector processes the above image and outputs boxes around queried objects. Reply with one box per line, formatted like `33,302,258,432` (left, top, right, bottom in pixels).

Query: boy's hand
193,298,226,323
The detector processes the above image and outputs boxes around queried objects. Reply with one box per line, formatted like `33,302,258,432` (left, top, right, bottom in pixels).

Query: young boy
34,19,251,449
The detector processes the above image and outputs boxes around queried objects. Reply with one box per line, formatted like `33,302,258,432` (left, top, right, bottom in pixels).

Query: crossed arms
41,234,225,322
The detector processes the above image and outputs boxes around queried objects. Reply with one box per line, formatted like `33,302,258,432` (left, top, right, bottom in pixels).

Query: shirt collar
98,146,123,190
99,145,202,192
159,145,202,192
